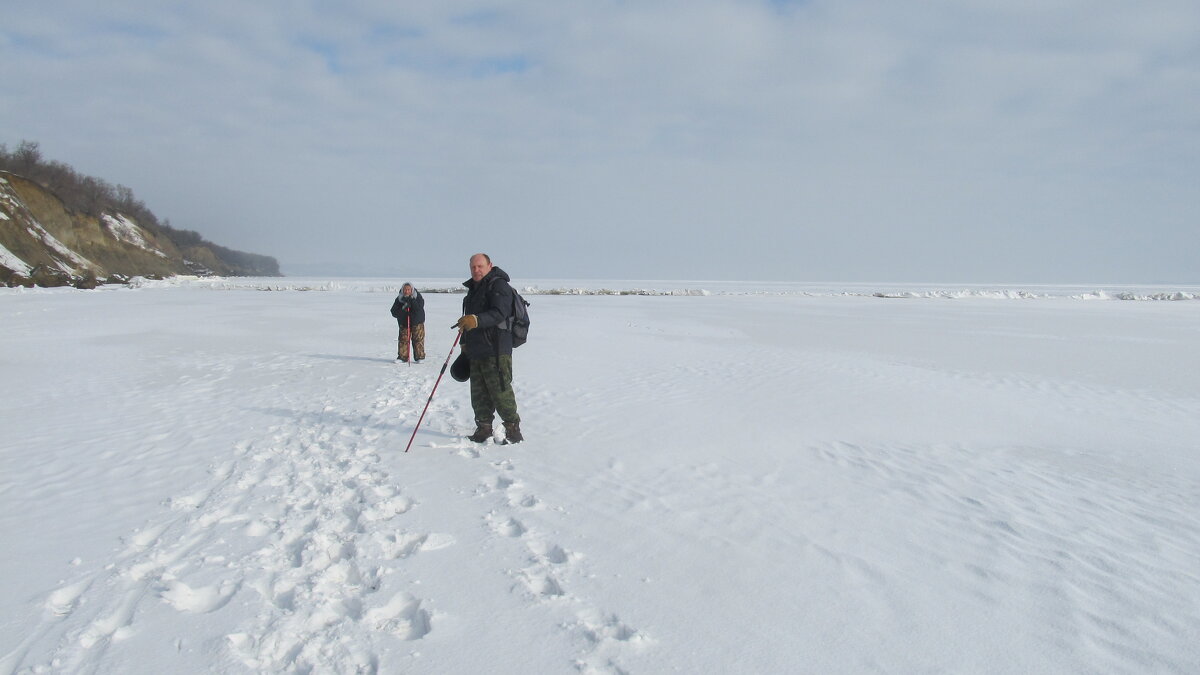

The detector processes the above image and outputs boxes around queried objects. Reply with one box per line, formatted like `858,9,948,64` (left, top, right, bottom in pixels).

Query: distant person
453,253,522,443
390,282,425,362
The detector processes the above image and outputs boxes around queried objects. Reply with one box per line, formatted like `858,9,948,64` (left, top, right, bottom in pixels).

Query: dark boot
468,421,493,443
502,421,523,444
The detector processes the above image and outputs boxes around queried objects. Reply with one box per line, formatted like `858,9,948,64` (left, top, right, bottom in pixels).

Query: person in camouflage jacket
390,282,426,362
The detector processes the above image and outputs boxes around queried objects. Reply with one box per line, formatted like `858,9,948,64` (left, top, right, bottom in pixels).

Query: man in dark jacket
452,253,522,443
390,282,426,362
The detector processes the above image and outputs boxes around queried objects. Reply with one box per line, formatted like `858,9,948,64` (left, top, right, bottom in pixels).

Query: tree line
0,140,273,273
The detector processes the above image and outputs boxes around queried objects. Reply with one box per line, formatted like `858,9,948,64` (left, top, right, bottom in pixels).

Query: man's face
403,285,413,297
470,255,492,282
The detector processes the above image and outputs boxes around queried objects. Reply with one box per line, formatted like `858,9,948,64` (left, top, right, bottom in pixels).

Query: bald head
470,253,493,282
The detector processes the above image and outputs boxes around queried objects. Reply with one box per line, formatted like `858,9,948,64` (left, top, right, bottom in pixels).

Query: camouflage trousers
398,323,425,361
470,355,520,424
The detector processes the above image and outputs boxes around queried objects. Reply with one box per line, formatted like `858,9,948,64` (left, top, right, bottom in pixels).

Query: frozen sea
2,277,1198,674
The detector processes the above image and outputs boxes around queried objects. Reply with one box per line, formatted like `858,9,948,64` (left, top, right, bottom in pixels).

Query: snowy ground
2,278,1199,674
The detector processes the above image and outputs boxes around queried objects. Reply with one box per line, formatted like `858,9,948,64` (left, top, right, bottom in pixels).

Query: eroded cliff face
0,170,279,286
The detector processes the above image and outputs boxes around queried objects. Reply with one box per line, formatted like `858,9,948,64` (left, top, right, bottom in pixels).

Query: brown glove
453,315,478,331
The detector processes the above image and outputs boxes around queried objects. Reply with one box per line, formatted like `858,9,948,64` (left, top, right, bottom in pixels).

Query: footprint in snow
45,579,91,616
519,569,565,599
527,541,572,566
363,592,432,640
160,578,241,614
571,609,652,675
373,531,456,559
488,514,528,538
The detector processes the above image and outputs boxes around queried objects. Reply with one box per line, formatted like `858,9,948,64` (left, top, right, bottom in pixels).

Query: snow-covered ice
1,278,1198,674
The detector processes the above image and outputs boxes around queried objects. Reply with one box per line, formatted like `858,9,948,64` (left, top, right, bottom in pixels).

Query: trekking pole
406,315,412,366
404,331,462,453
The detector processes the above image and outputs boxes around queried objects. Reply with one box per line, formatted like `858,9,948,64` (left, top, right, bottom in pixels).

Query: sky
2,0,1197,282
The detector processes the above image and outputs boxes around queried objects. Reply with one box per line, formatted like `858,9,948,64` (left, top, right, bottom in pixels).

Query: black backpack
486,283,529,391
505,289,530,348
477,278,530,348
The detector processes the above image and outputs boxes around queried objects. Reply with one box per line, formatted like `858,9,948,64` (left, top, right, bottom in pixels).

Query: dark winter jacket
390,286,426,325
461,266,515,360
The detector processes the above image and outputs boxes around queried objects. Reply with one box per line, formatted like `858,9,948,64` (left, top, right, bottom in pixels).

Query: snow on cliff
0,241,30,275
101,214,168,258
